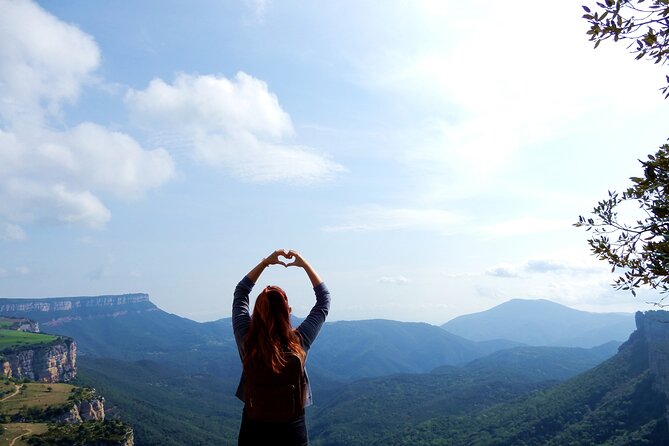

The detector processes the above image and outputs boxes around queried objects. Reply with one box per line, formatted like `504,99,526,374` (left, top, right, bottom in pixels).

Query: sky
1,0,668,324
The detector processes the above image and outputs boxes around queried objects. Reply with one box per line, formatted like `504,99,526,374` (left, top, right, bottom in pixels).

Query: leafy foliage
310,330,667,445
583,0,669,97
27,420,132,446
74,357,243,446
576,146,669,303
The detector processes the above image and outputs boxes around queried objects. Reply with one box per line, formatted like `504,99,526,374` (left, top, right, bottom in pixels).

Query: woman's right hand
263,249,290,267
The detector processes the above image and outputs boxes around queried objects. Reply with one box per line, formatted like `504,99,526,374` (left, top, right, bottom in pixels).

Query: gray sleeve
296,282,331,351
232,276,255,358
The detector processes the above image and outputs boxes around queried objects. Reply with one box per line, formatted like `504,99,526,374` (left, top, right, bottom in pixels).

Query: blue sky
1,0,668,323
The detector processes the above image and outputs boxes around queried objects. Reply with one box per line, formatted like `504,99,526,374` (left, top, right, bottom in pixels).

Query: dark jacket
232,276,330,407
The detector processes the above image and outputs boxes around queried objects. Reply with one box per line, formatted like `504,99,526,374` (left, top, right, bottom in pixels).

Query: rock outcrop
58,395,106,423
1,337,77,382
0,294,157,328
635,310,669,430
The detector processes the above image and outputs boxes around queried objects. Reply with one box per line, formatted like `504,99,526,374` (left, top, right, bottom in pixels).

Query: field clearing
0,381,14,400
0,423,49,446
0,330,58,352
0,383,74,415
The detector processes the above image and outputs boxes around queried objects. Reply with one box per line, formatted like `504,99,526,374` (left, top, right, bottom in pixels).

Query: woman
232,249,330,446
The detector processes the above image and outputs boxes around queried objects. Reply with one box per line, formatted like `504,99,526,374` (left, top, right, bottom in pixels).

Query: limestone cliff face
1,338,76,382
0,294,156,327
58,396,106,423
635,310,669,428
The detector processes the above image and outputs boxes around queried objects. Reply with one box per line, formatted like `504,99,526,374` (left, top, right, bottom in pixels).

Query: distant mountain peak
442,298,635,347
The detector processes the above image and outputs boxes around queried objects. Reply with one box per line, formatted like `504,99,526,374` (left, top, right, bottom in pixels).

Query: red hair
243,285,306,374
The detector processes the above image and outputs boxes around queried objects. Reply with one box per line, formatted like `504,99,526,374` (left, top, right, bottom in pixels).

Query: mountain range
0,293,650,445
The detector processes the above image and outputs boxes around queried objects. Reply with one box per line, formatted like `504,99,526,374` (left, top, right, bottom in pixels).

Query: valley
1,294,665,445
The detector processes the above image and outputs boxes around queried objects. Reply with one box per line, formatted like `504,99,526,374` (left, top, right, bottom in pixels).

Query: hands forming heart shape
278,253,296,266
265,249,305,268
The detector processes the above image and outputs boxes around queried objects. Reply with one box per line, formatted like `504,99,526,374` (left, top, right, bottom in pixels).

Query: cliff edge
636,310,669,428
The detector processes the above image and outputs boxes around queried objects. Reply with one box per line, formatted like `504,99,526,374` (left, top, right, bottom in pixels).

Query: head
243,285,305,374
253,285,291,327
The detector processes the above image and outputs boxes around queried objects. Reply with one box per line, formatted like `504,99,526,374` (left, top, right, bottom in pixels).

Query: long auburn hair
243,285,306,374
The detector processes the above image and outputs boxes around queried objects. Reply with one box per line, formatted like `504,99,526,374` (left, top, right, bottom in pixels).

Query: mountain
454,341,621,381
0,295,517,382
309,311,669,446
308,319,487,380
442,298,635,347
1,294,640,445
0,294,243,380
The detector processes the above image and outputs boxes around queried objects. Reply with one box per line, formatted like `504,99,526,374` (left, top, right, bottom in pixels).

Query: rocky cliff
58,391,106,423
635,310,669,429
0,294,157,328
1,337,77,382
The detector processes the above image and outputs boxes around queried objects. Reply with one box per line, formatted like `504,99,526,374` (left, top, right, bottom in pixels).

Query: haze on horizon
0,0,667,325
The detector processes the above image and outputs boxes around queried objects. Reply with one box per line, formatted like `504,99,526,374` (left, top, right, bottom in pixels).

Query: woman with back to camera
232,249,330,446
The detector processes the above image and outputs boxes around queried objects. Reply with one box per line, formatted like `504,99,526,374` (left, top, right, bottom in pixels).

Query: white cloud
0,223,26,241
486,258,605,279
0,0,176,229
15,266,30,275
0,265,31,278
485,265,520,278
322,206,464,233
244,0,272,23
126,72,344,184
0,0,99,123
378,275,411,285
347,1,666,193
0,124,175,227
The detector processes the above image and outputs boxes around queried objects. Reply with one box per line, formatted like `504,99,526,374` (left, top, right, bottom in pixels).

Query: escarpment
0,294,156,327
1,336,76,382
635,310,669,428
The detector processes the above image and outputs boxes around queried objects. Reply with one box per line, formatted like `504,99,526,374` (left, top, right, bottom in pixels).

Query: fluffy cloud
378,275,411,285
0,265,31,278
0,223,26,241
0,0,99,122
0,0,175,229
126,72,344,183
486,258,603,279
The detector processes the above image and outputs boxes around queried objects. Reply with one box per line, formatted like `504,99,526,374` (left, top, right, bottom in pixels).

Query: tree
575,147,669,303
582,0,669,97
577,0,669,304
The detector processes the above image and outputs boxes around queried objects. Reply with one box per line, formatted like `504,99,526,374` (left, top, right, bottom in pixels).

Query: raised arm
232,249,290,354
286,250,323,287
288,250,330,350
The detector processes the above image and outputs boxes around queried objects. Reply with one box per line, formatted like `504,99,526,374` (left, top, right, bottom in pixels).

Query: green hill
0,330,59,353
310,320,668,445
